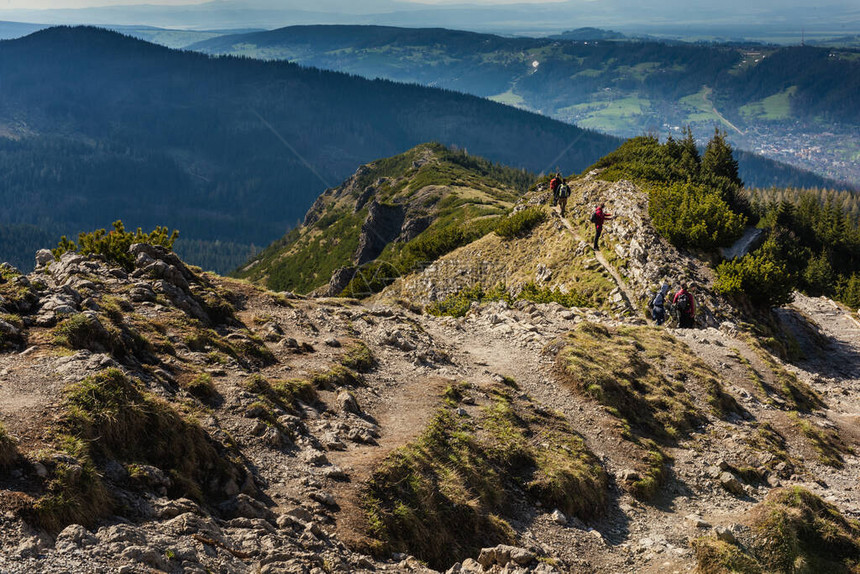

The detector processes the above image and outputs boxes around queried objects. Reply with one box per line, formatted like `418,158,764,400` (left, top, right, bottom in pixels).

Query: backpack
590,211,598,223
651,291,665,308
558,184,570,198
676,292,691,313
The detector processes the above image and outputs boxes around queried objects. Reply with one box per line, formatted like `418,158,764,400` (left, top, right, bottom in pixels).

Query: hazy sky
2,0,571,9
0,0,206,8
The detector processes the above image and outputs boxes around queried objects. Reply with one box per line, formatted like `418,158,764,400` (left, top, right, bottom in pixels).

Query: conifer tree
702,128,741,187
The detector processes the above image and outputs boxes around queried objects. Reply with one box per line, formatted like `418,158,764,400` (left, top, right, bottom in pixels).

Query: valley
190,26,860,189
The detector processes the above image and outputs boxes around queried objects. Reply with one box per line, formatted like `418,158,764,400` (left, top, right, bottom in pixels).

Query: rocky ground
0,239,857,573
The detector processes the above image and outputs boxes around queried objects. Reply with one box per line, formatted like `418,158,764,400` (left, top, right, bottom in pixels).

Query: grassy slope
234,143,530,294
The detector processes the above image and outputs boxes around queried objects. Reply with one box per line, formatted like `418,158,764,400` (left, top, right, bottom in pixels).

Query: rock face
354,201,406,266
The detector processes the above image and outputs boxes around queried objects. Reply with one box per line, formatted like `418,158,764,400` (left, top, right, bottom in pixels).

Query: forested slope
0,26,619,273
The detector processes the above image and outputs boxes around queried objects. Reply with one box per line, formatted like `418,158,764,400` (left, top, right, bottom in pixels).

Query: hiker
549,173,562,206
557,179,571,217
673,283,696,328
649,283,670,326
591,203,613,250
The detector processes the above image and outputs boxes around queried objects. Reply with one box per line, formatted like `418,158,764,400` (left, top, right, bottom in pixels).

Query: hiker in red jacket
549,173,562,206
673,283,696,328
592,203,613,250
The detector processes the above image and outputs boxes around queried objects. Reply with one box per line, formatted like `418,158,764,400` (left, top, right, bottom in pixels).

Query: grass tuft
361,381,606,569
339,340,376,373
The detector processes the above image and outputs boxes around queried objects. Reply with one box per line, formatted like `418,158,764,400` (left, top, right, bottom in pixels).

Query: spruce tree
702,128,741,187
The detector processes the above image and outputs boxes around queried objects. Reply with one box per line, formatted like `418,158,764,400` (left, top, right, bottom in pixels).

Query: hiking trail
554,207,638,312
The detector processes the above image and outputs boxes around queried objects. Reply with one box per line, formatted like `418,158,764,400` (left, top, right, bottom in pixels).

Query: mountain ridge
0,25,620,274
0,181,857,572
189,24,860,188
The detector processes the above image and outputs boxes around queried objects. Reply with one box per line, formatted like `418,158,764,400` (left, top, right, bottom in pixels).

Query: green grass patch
34,369,244,531
789,412,854,468
242,374,317,414
339,340,376,373
310,365,363,390
0,422,18,468
739,86,797,121
742,334,823,412
692,537,764,574
182,372,218,403
494,207,547,239
749,487,860,573
426,282,590,318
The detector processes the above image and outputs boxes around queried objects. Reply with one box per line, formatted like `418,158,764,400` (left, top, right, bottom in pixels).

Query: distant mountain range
189,25,860,187
0,26,847,276
0,0,858,41
0,26,623,273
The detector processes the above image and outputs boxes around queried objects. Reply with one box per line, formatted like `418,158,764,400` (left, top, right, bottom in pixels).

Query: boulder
337,391,361,416
34,249,54,268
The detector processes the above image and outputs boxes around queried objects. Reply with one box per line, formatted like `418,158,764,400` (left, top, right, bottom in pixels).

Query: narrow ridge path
553,207,639,312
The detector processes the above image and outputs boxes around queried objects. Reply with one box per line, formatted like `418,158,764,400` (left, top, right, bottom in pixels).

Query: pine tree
702,127,741,187
678,126,700,181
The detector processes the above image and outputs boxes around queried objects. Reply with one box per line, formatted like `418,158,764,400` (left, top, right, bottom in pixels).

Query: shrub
649,182,746,249
715,251,795,308
494,207,546,239
53,220,178,271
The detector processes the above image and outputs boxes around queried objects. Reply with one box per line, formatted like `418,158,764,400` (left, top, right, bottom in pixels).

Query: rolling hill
189,25,860,187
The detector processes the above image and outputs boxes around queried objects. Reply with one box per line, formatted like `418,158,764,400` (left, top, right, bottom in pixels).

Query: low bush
649,182,746,249
715,250,795,309
494,207,546,239
53,220,178,271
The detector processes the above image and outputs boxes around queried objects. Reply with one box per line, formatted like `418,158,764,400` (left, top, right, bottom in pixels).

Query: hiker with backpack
590,203,613,250
649,283,670,326
673,283,695,328
557,179,571,217
549,173,562,206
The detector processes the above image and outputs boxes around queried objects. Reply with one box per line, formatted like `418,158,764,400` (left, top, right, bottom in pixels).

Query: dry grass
362,380,607,569
556,323,716,442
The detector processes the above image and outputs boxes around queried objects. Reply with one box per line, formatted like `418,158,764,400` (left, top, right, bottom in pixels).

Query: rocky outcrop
354,201,406,266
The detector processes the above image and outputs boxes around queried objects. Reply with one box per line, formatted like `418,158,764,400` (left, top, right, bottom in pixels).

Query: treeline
0,26,620,274
747,187,860,223
718,194,860,309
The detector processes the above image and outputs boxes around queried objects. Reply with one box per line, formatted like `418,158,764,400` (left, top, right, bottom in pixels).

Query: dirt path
326,373,451,544
554,207,638,311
